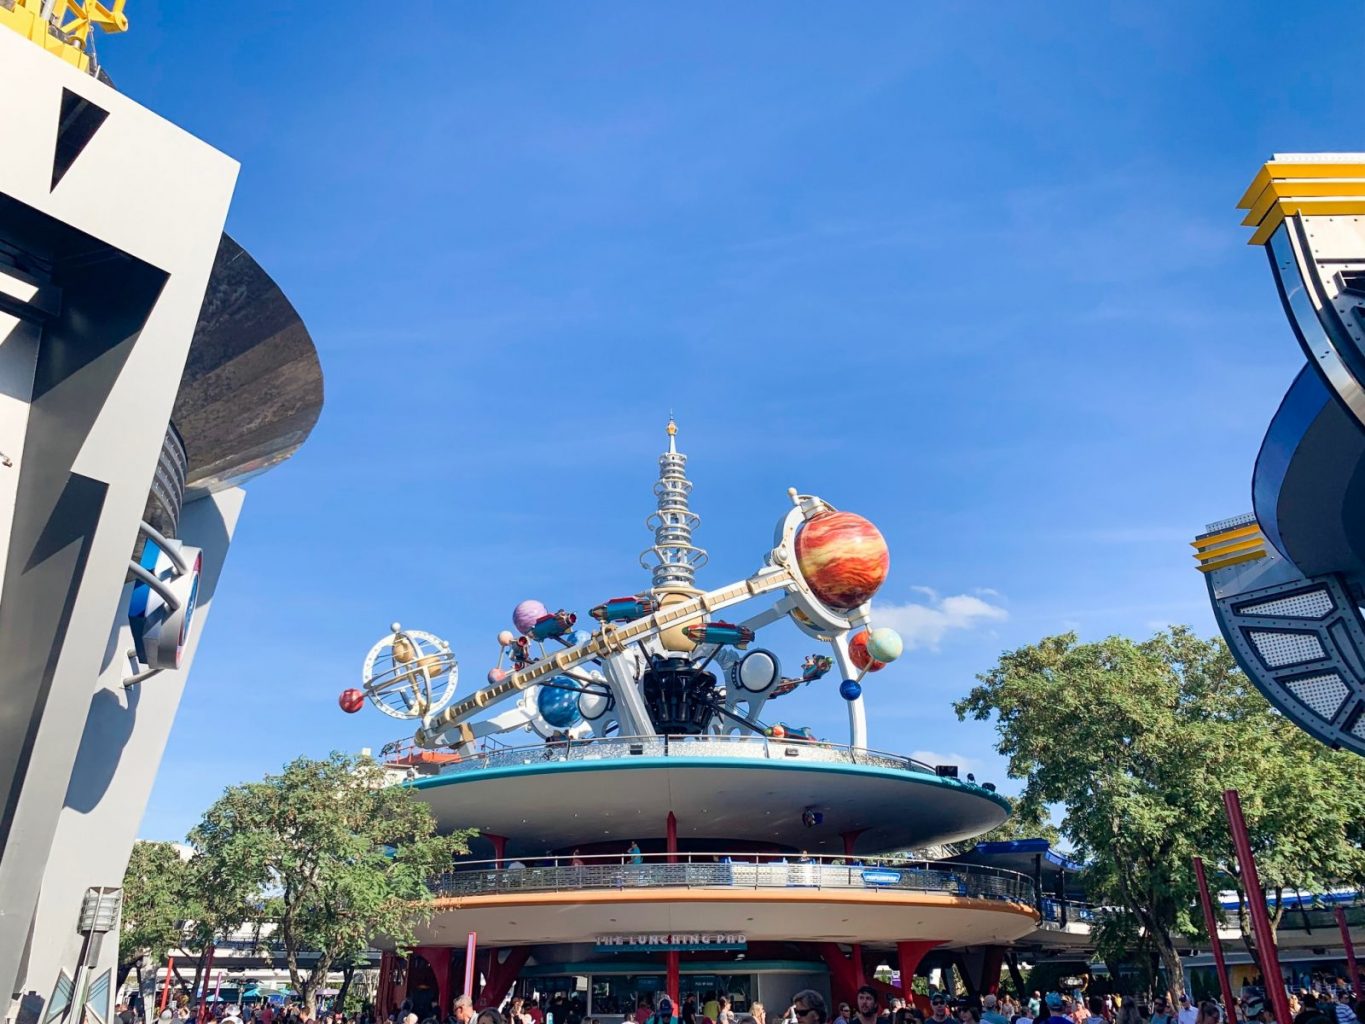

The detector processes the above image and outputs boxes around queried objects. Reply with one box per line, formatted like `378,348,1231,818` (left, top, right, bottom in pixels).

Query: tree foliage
118,841,191,987
955,627,1365,996
187,753,471,1011
945,796,1060,856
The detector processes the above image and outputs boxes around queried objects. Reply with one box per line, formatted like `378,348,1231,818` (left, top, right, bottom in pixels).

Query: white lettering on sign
594,934,747,947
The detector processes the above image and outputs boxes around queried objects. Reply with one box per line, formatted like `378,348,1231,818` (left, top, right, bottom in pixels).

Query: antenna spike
640,418,707,589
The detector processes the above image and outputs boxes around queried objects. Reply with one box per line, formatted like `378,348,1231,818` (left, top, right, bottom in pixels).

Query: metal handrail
1040,897,1099,924
405,733,960,781
431,851,1036,905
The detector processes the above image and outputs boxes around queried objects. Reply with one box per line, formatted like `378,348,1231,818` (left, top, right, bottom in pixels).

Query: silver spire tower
640,418,708,590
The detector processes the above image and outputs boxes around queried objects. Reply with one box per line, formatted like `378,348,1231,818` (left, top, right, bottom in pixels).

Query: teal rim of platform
406,754,1013,815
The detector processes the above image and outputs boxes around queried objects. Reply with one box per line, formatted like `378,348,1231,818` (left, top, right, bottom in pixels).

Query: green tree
955,627,1365,998
118,841,191,988
1200,709,1365,959
188,753,471,1011
953,796,1060,852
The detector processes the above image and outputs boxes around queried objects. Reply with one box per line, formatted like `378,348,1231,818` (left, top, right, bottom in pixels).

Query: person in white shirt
1176,996,1198,1024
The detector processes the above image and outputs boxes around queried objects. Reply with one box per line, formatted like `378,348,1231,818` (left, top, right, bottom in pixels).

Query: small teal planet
866,627,903,663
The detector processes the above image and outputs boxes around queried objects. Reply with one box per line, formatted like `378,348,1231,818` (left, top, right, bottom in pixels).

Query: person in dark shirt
1039,994,1072,1024
1294,993,1333,1024
854,988,887,1024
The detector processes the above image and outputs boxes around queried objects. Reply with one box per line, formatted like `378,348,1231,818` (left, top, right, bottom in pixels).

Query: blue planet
839,678,862,701
538,678,583,728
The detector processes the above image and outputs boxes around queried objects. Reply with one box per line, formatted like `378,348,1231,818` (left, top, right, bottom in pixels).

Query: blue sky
102,3,1364,840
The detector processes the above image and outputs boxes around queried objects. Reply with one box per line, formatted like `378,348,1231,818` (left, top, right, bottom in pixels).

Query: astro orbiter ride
346,421,906,754
1197,154,1365,757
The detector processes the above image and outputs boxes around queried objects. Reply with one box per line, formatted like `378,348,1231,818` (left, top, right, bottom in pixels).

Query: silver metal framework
639,421,708,590
432,851,1036,905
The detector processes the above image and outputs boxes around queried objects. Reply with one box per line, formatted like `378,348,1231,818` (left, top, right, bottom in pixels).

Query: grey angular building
0,19,322,1024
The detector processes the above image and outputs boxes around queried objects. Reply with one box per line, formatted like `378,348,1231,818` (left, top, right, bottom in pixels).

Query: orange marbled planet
793,510,889,610
849,630,886,672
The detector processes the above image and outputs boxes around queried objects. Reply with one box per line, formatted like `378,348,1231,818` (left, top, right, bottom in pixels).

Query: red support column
980,947,1005,996
819,944,863,1008
667,951,681,1008
423,948,453,1019
896,941,943,1008
393,954,411,1011
1337,907,1362,998
476,947,532,1008
1224,790,1293,1024
840,830,867,858
377,952,394,1018
485,833,509,869
667,812,678,865
159,958,173,1013
1194,857,1237,1024
197,944,216,1022
464,933,479,1002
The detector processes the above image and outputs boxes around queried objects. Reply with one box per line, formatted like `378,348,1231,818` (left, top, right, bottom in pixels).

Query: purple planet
512,599,548,634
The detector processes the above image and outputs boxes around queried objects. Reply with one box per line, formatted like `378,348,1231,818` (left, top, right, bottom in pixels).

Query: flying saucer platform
410,746,1010,856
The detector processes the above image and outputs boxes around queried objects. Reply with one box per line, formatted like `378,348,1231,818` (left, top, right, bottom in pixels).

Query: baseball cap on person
159,1014,173,1023
1243,998,1267,1019
930,996,947,1008
1045,995,1064,1011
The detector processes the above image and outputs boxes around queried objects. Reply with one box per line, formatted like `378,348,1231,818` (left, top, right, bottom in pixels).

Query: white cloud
873,588,1008,652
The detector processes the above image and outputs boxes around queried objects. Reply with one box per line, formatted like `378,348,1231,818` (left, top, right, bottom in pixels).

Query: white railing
405,734,955,780
431,851,1035,904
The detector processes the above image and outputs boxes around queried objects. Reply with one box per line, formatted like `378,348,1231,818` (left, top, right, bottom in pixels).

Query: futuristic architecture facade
1197,155,1365,757
0,11,323,1023
349,425,1043,1020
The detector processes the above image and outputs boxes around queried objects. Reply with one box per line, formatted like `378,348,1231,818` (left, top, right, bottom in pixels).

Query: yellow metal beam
1244,199,1365,246
1193,536,1266,562
1242,179,1365,227
1191,523,1262,549
1238,160,1365,210
0,0,127,73
1195,549,1268,574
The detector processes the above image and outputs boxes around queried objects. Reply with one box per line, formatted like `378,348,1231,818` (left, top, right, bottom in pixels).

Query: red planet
794,510,889,610
849,630,887,672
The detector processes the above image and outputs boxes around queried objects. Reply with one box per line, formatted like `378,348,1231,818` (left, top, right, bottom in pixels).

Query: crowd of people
116,978,1363,1024
777,983,1364,1024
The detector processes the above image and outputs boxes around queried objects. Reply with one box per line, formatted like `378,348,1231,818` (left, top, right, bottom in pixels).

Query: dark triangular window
51,88,109,191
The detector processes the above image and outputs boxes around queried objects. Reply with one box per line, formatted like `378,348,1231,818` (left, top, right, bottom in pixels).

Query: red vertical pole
980,947,1005,996
376,952,393,1017
896,941,944,1008
486,834,508,869
664,811,680,1005
160,958,174,1012
463,932,478,999
1337,907,1362,997
1224,790,1292,1024
666,951,680,1009
1193,857,1238,1024
840,830,866,858
198,945,216,1023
